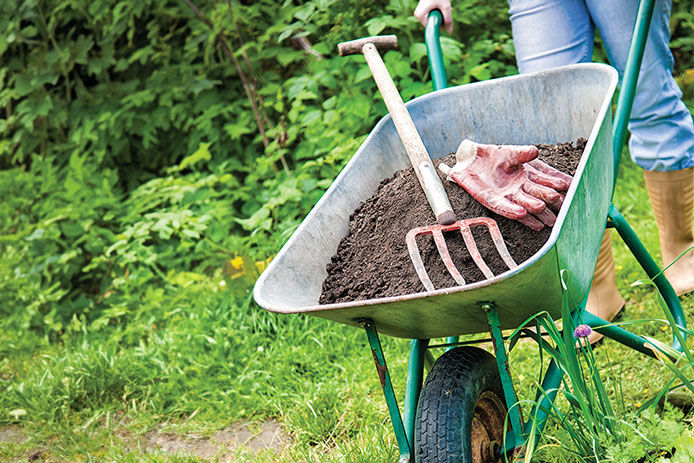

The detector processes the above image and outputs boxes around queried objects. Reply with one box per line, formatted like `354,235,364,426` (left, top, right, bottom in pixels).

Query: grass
3,96,694,463
2,159,694,463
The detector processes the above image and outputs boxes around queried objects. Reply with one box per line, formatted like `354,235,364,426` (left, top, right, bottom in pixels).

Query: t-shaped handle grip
337,35,398,56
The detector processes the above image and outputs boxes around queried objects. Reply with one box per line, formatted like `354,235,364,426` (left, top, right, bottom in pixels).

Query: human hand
414,0,453,34
438,139,573,231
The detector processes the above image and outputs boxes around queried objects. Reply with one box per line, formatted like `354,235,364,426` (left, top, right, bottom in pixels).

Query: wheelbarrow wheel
415,346,506,463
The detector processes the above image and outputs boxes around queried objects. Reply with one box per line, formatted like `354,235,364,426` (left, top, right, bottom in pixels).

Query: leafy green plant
0,155,120,333
508,267,694,462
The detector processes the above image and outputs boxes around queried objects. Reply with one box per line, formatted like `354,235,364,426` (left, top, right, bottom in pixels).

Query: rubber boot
643,167,694,296
582,230,626,346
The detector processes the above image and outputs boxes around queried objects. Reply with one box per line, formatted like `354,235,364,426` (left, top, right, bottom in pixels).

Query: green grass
2,161,694,463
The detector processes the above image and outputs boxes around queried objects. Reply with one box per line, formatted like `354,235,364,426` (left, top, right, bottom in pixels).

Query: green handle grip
425,10,448,91
611,0,654,189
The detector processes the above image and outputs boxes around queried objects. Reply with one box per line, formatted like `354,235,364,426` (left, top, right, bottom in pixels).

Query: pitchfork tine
431,230,466,286
406,217,517,292
406,229,436,292
479,217,518,270
459,223,494,279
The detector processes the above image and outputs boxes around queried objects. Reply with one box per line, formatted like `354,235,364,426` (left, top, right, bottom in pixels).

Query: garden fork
406,217,518,291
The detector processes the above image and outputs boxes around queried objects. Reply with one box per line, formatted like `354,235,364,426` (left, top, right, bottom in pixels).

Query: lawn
2,1,694,462
2,141,694,463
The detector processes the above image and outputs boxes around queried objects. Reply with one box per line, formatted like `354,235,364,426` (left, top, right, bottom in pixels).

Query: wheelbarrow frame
361,1,690,461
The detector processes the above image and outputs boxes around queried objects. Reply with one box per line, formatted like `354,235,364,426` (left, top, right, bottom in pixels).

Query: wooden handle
361,43,433,176
360,43,455,224
337,35,397,56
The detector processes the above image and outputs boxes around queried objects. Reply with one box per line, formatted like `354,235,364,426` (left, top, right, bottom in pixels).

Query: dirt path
138,421,287,461
1,421,287,462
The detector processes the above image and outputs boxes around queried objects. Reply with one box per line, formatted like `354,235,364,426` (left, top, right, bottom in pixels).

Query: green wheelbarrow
253,0,688,461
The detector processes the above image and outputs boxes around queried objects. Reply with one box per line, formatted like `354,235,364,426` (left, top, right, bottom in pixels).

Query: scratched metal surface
253,63,618,339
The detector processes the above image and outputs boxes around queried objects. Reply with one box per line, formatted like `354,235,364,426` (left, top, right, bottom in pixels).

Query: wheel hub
470,391,507,463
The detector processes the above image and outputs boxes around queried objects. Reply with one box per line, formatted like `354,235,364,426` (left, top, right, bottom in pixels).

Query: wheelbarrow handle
425,10,448,91
611,0,654,189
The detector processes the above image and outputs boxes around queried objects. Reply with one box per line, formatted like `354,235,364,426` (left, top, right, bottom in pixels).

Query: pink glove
438,140,573,231
414,0,453,34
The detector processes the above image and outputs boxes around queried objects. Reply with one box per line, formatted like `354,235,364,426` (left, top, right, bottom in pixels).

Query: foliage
509,271,694,462
672,0,694,71
1,0,694,461
0,0,522,334
0,155,120,333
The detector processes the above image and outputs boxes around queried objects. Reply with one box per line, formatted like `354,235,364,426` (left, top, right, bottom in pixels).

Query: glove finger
528,158,573,179
484,194,527,220
505,145,539,166
518,215,544,231
477,191,527,220
459,174,527,219
494,145,538,172
522,181,561,208
525,164,571,191
511,190,546,214
528,160,573,187
533,207,557,227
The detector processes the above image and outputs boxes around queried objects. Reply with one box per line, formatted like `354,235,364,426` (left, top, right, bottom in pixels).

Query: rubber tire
415,346,506,463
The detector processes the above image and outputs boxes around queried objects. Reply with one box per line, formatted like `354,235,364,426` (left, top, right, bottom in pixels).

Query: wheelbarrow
253,1,688,461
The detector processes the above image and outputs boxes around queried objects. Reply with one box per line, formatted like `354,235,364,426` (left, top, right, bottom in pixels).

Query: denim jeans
507,0,694,171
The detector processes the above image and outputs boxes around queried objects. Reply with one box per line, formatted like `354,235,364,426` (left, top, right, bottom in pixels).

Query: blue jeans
508,0,694,171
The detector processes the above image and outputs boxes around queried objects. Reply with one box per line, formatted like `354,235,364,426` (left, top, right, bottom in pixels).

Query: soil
0,426,28,445
319,139,586,304
138,421,287,460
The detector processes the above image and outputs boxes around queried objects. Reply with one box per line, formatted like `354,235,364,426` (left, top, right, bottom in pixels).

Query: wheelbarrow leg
361,319,412,463
524,359,563,438
483,303,525,450
579,310,662,359
403,338,429,454
608,204,687,351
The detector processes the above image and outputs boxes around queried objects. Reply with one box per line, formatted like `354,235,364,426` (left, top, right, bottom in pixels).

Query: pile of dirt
319,139,586,304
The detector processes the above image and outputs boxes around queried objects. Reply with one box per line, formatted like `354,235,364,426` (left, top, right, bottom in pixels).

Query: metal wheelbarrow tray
254,63,618,339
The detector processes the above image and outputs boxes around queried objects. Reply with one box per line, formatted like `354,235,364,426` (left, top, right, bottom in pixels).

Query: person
414,0,694,343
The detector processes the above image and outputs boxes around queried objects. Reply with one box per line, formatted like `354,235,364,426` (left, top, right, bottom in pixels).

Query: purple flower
573,324,592,338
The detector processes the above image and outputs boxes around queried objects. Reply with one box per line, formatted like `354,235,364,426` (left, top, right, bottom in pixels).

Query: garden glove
438,139,573,231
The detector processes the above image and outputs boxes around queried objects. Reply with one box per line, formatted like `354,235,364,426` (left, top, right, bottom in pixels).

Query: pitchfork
338,35,518,291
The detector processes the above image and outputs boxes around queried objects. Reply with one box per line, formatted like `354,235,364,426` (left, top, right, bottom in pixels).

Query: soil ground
0,421,286,462
320,140,585,304
139,421,286,460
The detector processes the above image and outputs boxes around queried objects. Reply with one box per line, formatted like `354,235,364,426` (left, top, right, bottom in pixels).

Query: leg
584,229,625,345
403,338,429,451
362,321,411,461
643,167,694,295
587,0,694,295
507,0,594,73
587,0,694,172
